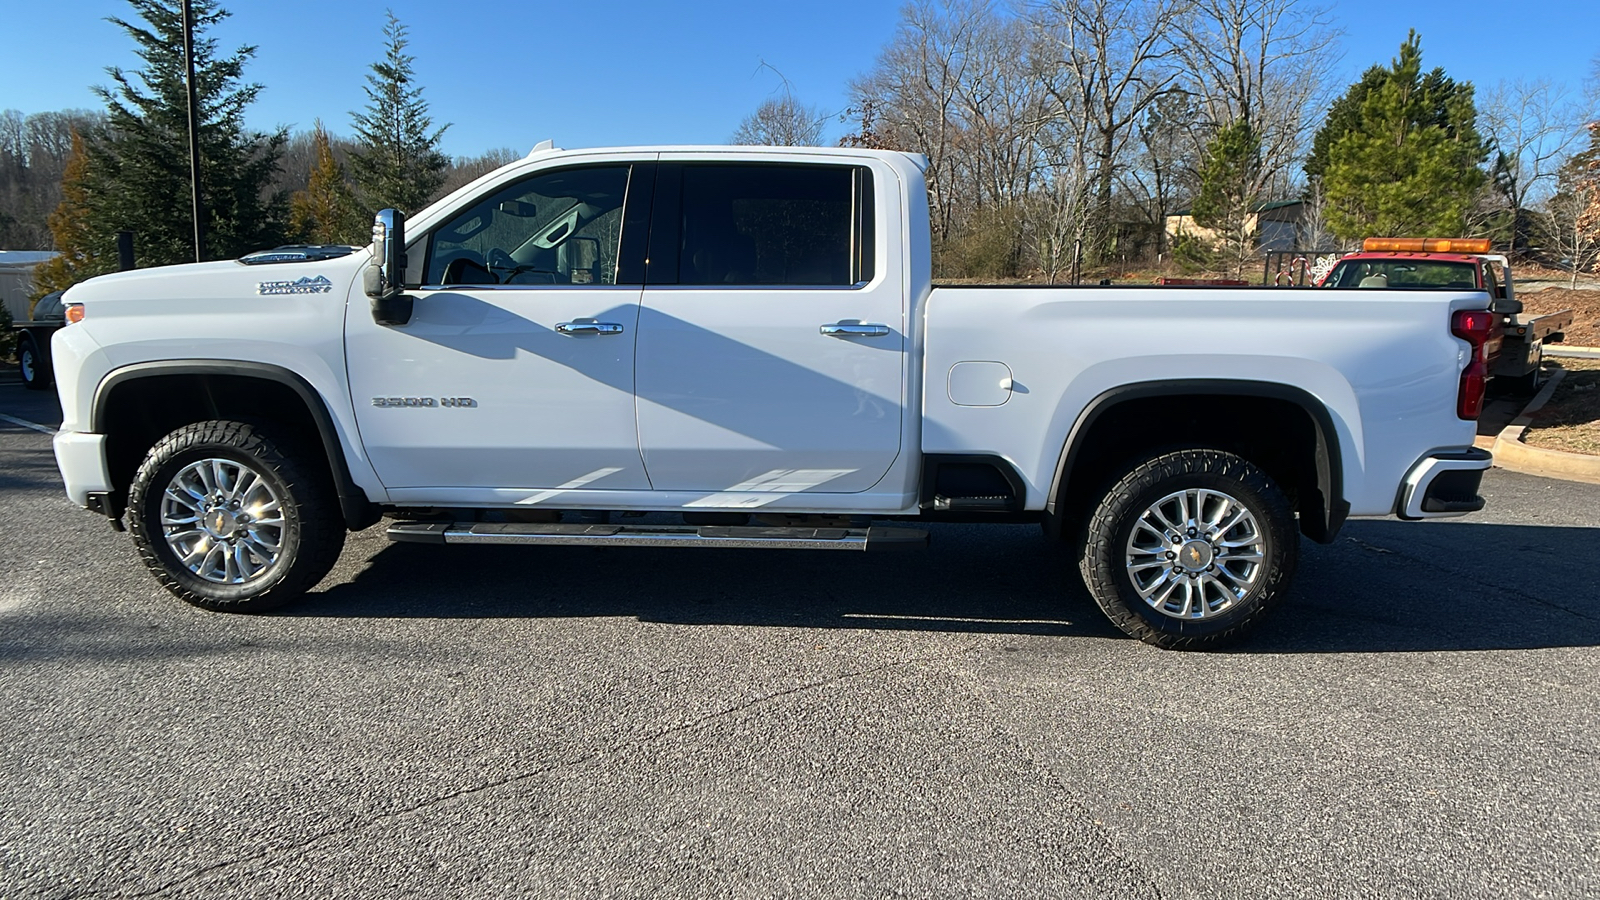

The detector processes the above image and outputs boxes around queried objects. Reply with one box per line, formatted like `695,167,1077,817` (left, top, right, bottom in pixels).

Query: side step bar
386,521,929,552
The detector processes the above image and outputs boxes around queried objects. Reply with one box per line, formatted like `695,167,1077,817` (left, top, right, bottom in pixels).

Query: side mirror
365,209,414,326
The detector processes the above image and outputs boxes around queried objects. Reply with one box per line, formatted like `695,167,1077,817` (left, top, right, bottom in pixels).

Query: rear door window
657,164,874,287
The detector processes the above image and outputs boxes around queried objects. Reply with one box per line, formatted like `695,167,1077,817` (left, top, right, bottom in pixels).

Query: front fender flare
92,360,380,530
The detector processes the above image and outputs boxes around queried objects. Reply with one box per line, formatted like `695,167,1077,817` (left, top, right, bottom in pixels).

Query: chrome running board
386,521,929,552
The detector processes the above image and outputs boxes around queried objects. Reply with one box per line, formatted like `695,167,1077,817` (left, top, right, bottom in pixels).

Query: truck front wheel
127,420,345,612
1079,449,1298,650
17,335,50,391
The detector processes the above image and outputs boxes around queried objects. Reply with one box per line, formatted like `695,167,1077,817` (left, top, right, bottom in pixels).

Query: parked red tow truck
1317,238,1574,393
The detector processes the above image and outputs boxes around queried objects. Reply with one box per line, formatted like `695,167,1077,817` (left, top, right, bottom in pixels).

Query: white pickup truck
49,143,1493,648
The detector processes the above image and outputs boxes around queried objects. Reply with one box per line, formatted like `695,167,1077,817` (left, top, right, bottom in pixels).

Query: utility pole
182,0,205,262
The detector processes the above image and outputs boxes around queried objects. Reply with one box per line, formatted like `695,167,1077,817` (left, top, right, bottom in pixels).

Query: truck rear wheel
127,420,344,612
17,335,50,390
1079,449,1297,650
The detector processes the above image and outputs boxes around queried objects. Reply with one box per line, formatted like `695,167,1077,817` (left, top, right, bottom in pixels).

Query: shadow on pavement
0,382,64,429
0,448,65,492
299,524,1121,640
290,519,1600,654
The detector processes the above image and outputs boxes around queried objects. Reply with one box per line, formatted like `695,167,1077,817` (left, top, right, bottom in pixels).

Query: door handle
820,323,890,338
556,320,625,336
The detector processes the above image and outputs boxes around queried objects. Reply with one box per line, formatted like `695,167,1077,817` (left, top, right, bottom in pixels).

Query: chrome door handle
820,323,890,337
556,320,625,336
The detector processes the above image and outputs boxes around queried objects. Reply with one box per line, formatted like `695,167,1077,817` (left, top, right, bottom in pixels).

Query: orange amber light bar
1361,237,1492,253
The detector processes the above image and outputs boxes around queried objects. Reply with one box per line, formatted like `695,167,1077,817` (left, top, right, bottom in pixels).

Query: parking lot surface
2,382,1596,898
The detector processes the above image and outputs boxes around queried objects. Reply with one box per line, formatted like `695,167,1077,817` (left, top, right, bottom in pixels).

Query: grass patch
1523,357,1600,456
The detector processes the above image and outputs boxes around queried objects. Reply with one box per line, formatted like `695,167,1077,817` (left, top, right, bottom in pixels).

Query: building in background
0,251,60,321
1165,200,1306,252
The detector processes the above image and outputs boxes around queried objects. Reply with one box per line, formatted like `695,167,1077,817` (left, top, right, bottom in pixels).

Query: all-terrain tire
1079,449,1298,650
127,420,344,612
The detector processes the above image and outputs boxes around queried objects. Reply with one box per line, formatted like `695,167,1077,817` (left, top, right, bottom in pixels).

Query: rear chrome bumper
1397,447,1492,520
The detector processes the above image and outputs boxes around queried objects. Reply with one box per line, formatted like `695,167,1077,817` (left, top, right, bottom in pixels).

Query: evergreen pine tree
1304,68,1387,183
1319,32,1488,240
1191,118,1263,276
349,12,450,216
289,121,366,245
86,0,287,265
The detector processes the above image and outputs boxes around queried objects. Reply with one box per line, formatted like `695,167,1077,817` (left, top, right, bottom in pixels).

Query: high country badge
257,275,334,295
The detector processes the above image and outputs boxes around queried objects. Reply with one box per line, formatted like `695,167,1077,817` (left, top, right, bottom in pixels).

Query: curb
1486,368,1600,485
1546,345,1600,360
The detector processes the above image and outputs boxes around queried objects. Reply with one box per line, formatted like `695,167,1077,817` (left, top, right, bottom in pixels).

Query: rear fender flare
1046,379,1348,543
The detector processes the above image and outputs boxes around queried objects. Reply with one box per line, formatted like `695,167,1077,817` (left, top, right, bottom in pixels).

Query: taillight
1452,309,1495,420
64,303,85,324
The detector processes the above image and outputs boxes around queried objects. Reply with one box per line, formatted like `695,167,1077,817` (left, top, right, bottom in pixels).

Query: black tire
17,335,50,390
1503,348,1544,396
1079,449,1298,650
127,420,345,612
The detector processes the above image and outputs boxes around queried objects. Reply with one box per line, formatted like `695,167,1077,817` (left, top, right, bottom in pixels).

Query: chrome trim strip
1398,449,1492,519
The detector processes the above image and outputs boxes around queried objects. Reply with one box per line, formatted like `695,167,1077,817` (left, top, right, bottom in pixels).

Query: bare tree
1587,53,1600,118
1121,89,1203,260
849,0,990,244
952,13,1048,208
439,147,523,195
1298,177,1335,250
1547,121,1600,288
0,108,102,250
849,0,1055,278
1547,191,1600,289
1031,0,1191,261
1176,0,1337,199
732,94,827,146
1028,146,1094,281
1481,79,1586,250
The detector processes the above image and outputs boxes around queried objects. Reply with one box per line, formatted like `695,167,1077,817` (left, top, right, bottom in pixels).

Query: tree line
4,0,1598,293
6,0,516,297
739,0,1600,282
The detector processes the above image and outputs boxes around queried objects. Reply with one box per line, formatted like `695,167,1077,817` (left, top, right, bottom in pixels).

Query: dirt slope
1521,288,1600,347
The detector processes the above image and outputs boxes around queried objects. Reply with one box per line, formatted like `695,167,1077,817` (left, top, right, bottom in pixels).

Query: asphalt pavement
1,381,1596,899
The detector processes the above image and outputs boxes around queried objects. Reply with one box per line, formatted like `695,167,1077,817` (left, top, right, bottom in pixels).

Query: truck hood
62,252,372,307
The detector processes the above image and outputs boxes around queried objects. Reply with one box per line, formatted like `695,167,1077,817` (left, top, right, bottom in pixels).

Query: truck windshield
1324,260,1478,289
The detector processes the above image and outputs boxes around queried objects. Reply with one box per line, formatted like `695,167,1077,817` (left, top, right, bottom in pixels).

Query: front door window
426,166,629,287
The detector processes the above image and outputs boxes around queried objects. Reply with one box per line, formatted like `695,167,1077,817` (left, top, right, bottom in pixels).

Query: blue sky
1,0,1595,158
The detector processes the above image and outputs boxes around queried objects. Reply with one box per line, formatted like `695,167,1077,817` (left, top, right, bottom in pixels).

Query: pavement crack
975,685,1167,900
87,652,948,899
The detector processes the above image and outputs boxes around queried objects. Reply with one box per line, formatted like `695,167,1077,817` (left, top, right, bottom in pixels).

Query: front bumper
1397,447,1492,520
53,430,111,508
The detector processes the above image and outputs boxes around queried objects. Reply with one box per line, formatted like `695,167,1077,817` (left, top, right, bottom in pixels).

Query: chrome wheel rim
1124,488,1265,620
160,458,285,584
19,348,34,382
